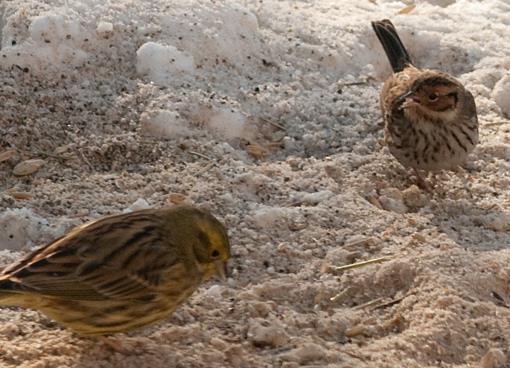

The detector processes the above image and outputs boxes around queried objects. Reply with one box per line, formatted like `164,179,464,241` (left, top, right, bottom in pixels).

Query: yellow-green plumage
0,205,230,336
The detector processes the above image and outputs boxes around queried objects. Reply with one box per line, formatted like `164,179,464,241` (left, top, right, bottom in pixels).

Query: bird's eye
211,249,220,258
428,93,438,102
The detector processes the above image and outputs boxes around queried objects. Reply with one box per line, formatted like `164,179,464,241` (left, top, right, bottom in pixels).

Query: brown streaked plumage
372,19,479,188
0,205,230,336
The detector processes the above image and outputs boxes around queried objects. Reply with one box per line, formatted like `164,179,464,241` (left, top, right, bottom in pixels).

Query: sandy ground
1,0,510,367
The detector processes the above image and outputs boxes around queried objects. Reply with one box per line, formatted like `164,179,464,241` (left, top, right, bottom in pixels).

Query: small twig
343,237,377,250
371,295,406,310
338,81,367,87
259,117,286,131
330,256,392,272
343,350,367,362
78,149,94,171
57,121,70,139
18,148,66,161
197,161,216,175
188,150,212,161
330,288,351,303
353,297,385,310
484,122,505,127
33,150,67,160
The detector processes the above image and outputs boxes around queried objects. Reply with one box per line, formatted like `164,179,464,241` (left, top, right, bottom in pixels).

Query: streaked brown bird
0,205,230,336
372,19,478,189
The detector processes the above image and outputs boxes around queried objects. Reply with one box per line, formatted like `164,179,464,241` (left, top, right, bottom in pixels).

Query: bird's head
398,75,462,123
184,206,231,282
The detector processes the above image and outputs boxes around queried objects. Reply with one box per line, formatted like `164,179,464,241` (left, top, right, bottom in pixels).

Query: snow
96,20,113,35
136,42,195,82
206,108,251,140
1,10,88,70
0,208,54,251
125,198,151,212
492,74,510,117
141,109,190,138
0,0,509,367
250,205,289,228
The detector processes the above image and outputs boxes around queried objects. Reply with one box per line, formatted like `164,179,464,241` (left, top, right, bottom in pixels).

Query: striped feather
0,205,230,335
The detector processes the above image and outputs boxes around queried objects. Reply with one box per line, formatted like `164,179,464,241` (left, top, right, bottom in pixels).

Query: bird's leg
430,171,450,196
454,166,474,198
413,168,432,192
98,336,139,354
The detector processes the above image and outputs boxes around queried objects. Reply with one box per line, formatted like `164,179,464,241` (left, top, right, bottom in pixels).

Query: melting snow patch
0,208,52,251
136,42,195,84
141,109,191,138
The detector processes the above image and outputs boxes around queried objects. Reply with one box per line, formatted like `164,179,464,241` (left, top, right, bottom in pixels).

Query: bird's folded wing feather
0,212,193,301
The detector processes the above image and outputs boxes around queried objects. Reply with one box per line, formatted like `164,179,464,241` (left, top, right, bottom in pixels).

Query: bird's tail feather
371,19,413,73
0,278,22,305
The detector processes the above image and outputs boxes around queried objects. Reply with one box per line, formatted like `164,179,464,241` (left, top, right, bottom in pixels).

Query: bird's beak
214,260,228,282
397,89,421,109
397,89,417,104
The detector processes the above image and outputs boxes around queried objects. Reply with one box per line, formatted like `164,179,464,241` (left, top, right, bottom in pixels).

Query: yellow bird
0,205,230,336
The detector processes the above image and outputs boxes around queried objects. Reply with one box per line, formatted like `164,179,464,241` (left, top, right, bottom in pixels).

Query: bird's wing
1,210,197,301
463,91,479,125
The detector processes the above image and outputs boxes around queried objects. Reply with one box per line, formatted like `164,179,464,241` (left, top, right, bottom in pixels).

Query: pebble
481,211,510,231
402,185,428,208
279,343,326,364
204,284,223,299
379,187,408,213
480,348,506,368
247,319,289,348
0,149,16,162
12,159,45,176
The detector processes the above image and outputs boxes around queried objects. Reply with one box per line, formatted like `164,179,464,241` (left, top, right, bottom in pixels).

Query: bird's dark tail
371,19,413,73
